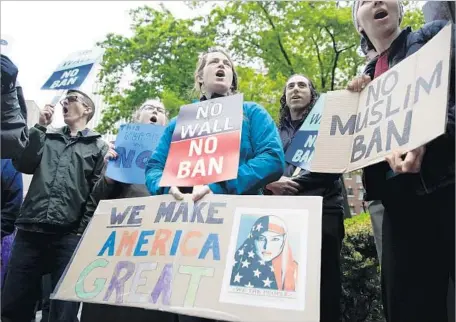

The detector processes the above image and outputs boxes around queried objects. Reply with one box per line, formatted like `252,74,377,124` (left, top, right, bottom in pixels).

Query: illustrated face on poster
220,208,308,311
255,229,285,263
231,215,296,291
52,195,323,321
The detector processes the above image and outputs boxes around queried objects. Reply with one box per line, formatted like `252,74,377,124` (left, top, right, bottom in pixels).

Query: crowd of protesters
1,1,454,322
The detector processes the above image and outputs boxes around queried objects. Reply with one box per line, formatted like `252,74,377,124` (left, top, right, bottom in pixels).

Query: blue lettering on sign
106,124,165,184
285,94,326,170
41,63,94,90
285,130,319,169
113,148,152,170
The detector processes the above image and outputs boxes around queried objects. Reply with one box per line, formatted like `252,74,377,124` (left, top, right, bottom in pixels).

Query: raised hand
39,104,55,127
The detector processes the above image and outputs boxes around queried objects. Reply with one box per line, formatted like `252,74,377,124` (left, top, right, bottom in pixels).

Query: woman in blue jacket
145,48,285,203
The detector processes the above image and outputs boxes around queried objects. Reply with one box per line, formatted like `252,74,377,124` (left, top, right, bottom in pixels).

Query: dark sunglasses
60,95,88,107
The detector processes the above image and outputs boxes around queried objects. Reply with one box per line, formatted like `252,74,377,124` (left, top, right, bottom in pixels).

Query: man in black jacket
2,90,108,322
265,74,345,322
349,2,455,321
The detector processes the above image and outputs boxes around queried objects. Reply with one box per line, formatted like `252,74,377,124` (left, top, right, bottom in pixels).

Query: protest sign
285,94,325,170
52,194,322,321
307,23,452,173
106,123,165,185
41,48,104,91
160,94,243,187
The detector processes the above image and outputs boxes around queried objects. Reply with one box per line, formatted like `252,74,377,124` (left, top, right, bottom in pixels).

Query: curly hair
279,75,319,129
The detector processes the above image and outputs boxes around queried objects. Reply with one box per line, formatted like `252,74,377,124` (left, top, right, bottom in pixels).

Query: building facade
343,171,366,216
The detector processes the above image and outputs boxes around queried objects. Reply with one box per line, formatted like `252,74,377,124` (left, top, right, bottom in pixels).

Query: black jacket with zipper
362,20,455,200
13,124,108,234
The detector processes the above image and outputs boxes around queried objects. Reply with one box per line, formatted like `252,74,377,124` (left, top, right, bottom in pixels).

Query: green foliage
210,1,364,92
95,1,426,134
95,5,216,133
402,2,426,31
236,66,287,122
341,213,383,322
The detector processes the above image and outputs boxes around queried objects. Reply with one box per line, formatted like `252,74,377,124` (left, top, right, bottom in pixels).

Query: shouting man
265,74,345,322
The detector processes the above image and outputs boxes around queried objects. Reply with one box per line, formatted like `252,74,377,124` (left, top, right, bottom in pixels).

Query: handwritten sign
52,195,323,321
106,123,165,184
160,94,243,187
285,94,325,170
308,24,452,173
41,48,104,90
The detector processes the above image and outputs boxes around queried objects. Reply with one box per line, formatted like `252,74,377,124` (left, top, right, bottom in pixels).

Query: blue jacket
145,101,285,195
1,159,23,238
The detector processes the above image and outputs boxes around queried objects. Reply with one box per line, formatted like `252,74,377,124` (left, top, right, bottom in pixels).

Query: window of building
350,205,356,215
347,187,354,196
356,174,362,183
358,190,364,201
345,172,352,179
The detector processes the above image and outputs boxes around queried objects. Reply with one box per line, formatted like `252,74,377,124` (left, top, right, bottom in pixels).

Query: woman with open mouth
349,1,455,321
144,47,285,322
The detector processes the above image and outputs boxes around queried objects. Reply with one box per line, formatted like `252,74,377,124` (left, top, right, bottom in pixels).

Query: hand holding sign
266,176,300,195
169,186,184,200
39,104,55,127
192,185,213,201
347,74,372,92
385,145,426,174
104,142,118,164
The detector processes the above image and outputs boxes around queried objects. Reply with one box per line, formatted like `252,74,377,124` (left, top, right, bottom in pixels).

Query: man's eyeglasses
140,104,165,114
60,95,88,107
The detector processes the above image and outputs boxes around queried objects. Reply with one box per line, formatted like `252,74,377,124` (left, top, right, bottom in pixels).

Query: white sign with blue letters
41,48,104,91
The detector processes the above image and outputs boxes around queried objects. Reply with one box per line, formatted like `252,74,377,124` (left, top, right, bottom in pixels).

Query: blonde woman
145,48,284,201
145,48,285,322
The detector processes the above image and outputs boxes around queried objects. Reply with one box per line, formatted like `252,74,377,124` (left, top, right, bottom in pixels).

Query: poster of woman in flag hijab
220,208,308,311
229,215,298,291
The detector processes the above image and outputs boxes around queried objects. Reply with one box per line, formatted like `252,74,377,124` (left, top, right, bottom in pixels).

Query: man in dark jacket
349,2,455,321
80,99,177,322
265,75,345,322
1,90,108,322
1,54,29,159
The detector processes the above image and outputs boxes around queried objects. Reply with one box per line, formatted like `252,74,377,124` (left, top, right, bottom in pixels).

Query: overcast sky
1,1,217,109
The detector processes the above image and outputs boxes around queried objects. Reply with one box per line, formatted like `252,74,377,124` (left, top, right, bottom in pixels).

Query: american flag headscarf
230,216,298,291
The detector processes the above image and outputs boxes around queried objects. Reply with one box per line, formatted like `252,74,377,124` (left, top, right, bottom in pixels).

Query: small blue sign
106,123,165,185
285,94,326,170
41,63,94,90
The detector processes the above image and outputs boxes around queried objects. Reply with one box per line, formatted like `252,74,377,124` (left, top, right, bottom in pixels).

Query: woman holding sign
145,48,284,322
80,99,177,322
145,48,284,201
348,2,455,321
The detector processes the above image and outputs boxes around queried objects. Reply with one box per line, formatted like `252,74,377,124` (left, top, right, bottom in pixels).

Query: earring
200,83,206,95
